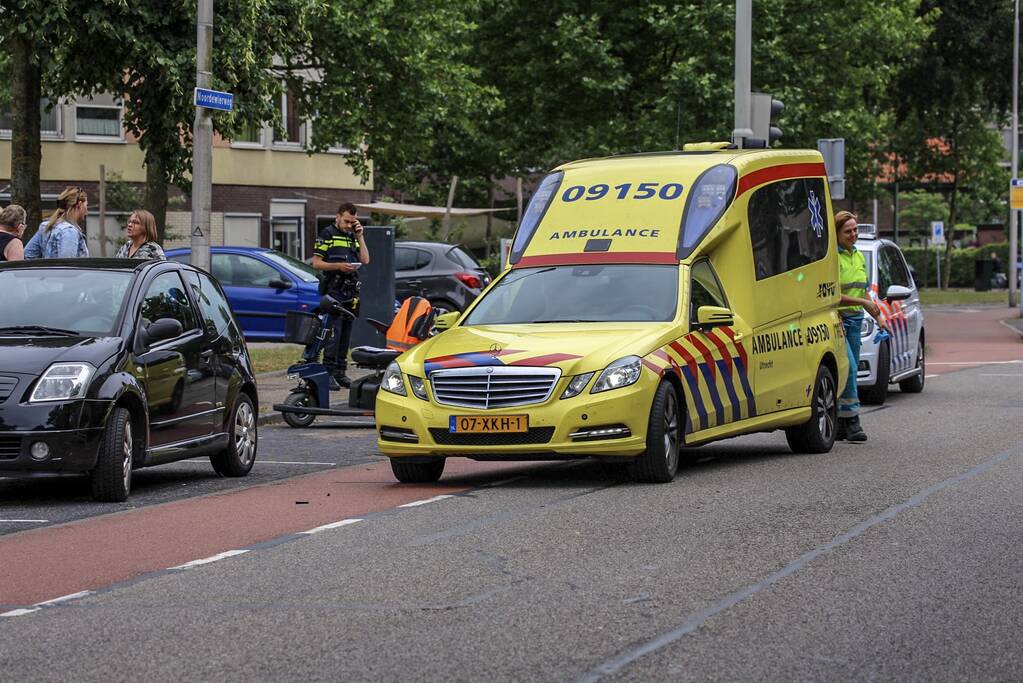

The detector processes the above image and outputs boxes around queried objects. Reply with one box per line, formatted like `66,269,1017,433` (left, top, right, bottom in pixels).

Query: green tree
891,0,1014,287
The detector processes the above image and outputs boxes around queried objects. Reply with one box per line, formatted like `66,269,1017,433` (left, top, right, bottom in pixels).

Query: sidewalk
254,367,374,426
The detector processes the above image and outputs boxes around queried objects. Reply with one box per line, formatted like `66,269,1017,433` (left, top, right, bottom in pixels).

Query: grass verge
247,345,305,374
917,288,1008,306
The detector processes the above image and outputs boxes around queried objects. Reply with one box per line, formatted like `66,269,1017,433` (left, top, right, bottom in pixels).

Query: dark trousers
323,313,354,377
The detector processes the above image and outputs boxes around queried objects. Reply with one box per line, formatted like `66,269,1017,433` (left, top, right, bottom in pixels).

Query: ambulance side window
689,260,728,323
748,177,829,280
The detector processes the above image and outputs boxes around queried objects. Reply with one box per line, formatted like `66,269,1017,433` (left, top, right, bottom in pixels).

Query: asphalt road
2,308,1022,681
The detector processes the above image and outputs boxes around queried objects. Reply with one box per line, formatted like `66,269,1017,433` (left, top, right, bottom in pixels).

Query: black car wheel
629,381,682,483
390,458,445,483
785,364,837,453
429,299,459,317
91,406,134,502
282,390,317,428
211,393,257,477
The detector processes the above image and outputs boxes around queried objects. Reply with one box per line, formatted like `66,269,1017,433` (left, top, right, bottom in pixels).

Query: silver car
855,226,925,404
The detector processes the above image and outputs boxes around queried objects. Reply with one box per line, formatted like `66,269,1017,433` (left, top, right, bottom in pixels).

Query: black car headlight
30,363,95,402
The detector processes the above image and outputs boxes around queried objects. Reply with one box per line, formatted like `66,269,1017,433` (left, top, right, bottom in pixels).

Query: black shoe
836,418,847,441
328,376,342,391
846,416,867,443
335,375,352,389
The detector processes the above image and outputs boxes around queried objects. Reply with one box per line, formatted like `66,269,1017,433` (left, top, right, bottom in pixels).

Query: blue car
166,247,321,341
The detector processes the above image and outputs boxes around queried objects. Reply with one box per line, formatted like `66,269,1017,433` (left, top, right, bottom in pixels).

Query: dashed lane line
0,519,49,524
398,494,455,508
1,590,94,618
170,549,250,570
299,518,363,535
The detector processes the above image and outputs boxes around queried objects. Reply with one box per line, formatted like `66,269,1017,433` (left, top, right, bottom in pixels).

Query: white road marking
398,494,454,508
170,549,249,570
929,360,1023,365
1,590,94,618
979,373,1023,377
163,460,336,466
0,519,48,524
925,374,940,378
299,518,363,535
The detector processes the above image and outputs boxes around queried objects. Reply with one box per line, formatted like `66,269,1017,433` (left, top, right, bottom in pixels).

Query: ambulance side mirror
695,305,734,329
885,285,912,302
434,311,460,331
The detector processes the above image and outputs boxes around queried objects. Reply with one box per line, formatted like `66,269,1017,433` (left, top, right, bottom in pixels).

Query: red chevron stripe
736,162,827,197
685,335,717,381
719,326,748,370
668,341,699,380
642,358,665,376
703,330,733,376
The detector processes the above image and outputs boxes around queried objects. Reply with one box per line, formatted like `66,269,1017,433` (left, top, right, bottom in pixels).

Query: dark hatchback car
394,242,491,314
0,259,259,501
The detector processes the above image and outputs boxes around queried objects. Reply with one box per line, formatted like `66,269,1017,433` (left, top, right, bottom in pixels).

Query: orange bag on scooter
386,297,434,351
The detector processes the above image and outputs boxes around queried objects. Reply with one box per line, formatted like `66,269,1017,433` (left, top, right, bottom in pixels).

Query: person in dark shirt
312,202,371,389
0,204,27,261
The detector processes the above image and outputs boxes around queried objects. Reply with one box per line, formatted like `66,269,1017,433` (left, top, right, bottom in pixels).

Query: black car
0,259,258,501
394,242,491,314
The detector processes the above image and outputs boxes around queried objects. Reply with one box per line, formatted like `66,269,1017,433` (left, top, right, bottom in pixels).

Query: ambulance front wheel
785,364,837,454
629,381,682,483
391,457,445,483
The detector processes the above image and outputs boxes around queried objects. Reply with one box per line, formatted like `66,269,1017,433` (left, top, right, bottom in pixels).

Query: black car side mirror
140,318,183,348
268,278,292,290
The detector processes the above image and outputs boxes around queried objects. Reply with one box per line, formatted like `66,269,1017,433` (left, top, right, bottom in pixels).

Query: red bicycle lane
923,306,1023,374
0,458,540,608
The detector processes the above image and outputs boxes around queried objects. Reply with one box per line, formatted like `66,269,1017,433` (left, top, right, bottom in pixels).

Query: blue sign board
193,88,234,112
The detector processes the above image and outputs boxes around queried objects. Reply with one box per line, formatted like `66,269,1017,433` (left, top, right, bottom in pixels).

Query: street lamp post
190,0,213,272
1012,0,1019,311
732,0,752,148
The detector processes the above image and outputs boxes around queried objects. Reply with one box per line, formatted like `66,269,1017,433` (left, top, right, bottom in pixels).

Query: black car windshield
261,250,320,283
464,264,678,324
0,268,133,336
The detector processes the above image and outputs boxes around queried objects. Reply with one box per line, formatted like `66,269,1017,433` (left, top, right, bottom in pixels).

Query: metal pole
893,181,900,245
1011,0,1019,309
98,164,107,257
732,0,752,148
190,0,213,271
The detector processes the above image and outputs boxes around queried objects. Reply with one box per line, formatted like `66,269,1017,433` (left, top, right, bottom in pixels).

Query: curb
998,317,1023,340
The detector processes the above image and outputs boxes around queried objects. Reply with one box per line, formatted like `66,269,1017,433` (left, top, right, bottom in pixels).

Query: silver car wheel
817,373,835,441
663,390,680,471
122,421,133,493
234,401,256,466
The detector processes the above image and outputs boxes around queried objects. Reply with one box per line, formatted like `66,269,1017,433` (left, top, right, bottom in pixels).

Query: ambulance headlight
381,361,407,396
591,356,642,394
408,375,429,401
560,372,595,399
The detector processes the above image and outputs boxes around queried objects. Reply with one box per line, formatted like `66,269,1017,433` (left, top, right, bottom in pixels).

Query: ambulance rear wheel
391,457,445,483
629,381,681,483
785,364,837,454
860,340,890,405
282,391,316,428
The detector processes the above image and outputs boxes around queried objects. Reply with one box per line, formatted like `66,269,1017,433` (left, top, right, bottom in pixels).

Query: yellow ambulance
376,145,848,483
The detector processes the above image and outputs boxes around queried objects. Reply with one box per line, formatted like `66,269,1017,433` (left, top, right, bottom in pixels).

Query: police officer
312,202,371,389
835,211,887,442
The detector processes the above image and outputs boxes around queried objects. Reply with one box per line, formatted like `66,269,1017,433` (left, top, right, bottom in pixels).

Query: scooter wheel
282,391,317,428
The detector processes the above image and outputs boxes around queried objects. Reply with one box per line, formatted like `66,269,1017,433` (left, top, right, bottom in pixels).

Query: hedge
900,242,1010,288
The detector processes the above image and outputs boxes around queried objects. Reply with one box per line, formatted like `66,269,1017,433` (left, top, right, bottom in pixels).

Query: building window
76,104,121,139
274,88,305,146
0,97,61,137
232,121,263,146
747,177,829,281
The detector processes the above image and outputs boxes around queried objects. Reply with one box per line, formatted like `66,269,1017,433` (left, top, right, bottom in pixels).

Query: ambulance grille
429,366,561,410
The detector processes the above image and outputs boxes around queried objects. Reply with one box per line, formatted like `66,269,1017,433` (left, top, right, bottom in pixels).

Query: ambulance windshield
465,264,678,325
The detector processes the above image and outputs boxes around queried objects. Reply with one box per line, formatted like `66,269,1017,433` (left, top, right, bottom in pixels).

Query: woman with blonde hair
115,209,165,260
23,186,90,259
0,204,27,261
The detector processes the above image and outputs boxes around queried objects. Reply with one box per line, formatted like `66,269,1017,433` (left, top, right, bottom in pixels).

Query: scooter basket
283,310,322,345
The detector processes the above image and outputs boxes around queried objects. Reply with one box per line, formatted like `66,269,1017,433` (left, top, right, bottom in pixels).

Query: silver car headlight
861,317,875,338
30,363,95,402
560,372,595,399
591,356,642,394
381,361,407,396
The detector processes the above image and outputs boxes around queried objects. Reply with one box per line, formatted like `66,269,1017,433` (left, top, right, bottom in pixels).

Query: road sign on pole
931,220,945,245
193,87,234,112
817,138,845,200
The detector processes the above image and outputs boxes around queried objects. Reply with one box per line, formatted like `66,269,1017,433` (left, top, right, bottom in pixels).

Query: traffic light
750,92,784,147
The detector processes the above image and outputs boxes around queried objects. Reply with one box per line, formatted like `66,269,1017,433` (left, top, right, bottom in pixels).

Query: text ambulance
376,145,849,483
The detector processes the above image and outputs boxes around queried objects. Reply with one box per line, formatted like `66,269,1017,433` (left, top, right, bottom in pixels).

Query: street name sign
194,88,234,112
1012,178,1023,210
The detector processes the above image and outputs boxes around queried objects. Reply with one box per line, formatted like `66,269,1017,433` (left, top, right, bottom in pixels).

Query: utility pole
1011,0,1019,309
190,0,213,271
732,0,752,148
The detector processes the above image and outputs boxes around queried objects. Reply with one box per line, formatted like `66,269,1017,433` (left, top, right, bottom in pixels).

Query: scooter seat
351,346,401,368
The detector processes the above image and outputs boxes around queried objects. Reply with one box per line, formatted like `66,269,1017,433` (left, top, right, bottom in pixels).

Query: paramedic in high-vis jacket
312,202,371,390
834,211,888,442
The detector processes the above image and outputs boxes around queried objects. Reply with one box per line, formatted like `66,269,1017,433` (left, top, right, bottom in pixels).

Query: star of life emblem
809,190,824,238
